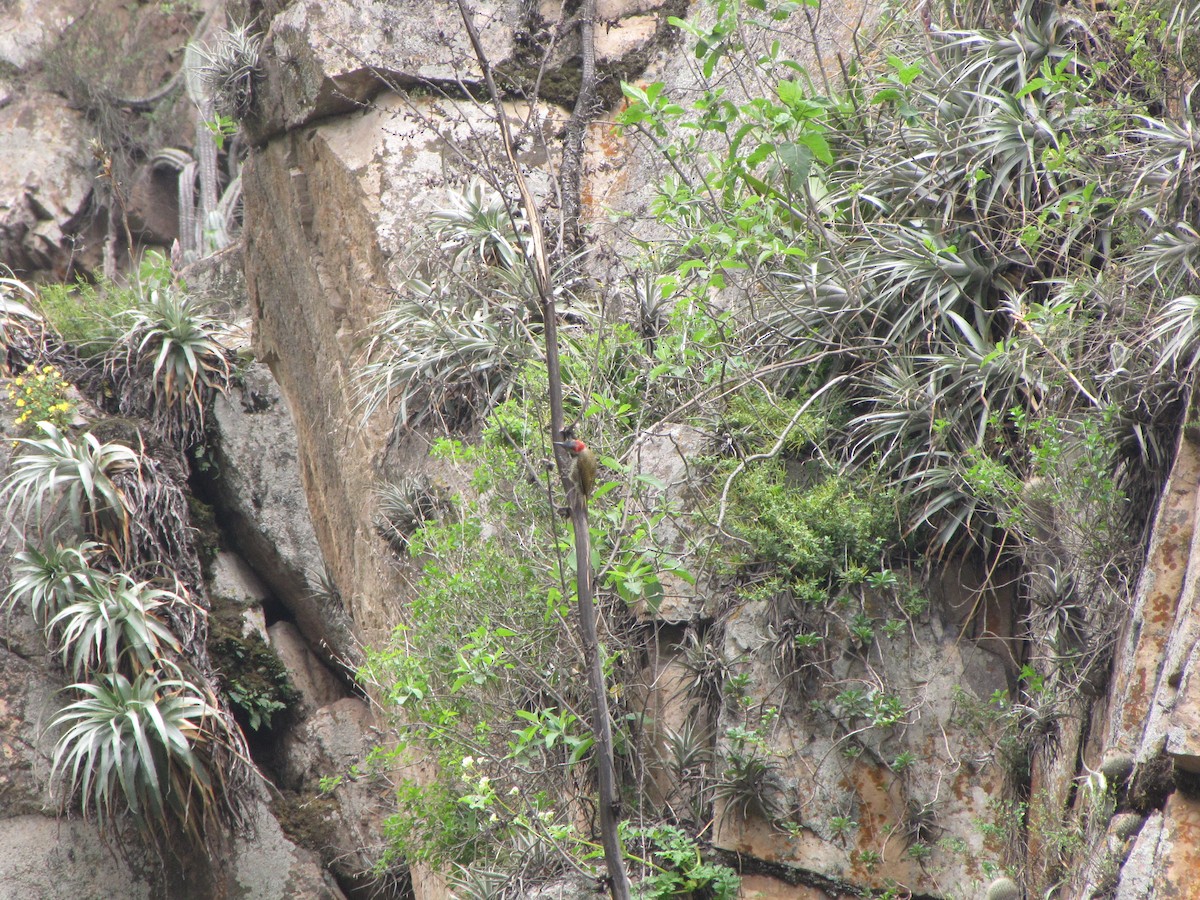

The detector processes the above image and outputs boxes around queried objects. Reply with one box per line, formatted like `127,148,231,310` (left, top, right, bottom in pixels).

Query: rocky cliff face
3,0,1200,898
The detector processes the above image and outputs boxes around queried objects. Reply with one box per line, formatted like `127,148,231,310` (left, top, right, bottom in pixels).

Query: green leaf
795,131,832,166
1016,77,1052,99
777,79,804,107
886,55,922,85
592,480,620,500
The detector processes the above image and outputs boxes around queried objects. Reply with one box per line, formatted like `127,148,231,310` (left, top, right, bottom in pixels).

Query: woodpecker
556,438,597,502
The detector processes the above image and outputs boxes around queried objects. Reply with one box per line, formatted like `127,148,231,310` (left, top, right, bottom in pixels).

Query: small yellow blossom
14,377,23,386
15,399,25,407
42,366,53,374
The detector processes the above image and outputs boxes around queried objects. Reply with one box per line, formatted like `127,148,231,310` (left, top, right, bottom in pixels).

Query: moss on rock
207,601,300,733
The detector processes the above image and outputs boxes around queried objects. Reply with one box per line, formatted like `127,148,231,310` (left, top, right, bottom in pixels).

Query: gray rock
210,550,272,640
0,91,93,276
280,696,375,787
181,242,251,317
210,360,359,669
0,817,158,899
1114,811,1165,900
276,698,393,893
231,801,348,900
126,160,181,246
0,646,60,817
0,0,84,70
252,0,520,139
211,549,273,606
269,620,348,712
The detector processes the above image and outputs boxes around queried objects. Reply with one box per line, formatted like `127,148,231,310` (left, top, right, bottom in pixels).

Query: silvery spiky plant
723,0,1191,560
0,268,41,357
428,180,530,271
357,277,535,428
3,541,106,626
713,742,783,823
48,573,187,679
188,21,262,121
360,185,527,429
107,283,233,449
49,664,230,844
357,183,593,430
375,476,453,553
3,423,137,547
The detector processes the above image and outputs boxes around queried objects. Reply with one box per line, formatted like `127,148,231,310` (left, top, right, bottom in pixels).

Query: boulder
209,550,272,640
280,696,376,787
269,620,348,712
230,800,349,900
276,698,394,895
1114,811,1165,900
0,646,59,818
210,360,359,669
0,91,94,278
0,817,160,899
0,0,84,70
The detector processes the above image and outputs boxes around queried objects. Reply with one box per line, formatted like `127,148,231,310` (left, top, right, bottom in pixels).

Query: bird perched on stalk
556,438,597,503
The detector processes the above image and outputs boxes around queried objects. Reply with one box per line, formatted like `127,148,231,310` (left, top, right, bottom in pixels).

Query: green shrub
728,462,898,586
35,280,129,357
723,389,830,455
378,775,488,869
622,823,741,899
207,607,299,732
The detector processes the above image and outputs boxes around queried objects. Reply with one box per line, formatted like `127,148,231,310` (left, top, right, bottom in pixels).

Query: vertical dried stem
450,3,632,897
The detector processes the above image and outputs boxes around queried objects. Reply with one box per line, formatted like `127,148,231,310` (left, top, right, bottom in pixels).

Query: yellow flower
14,377,23,386
36,375,46,383
42,366,53,374
15,399,25,407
